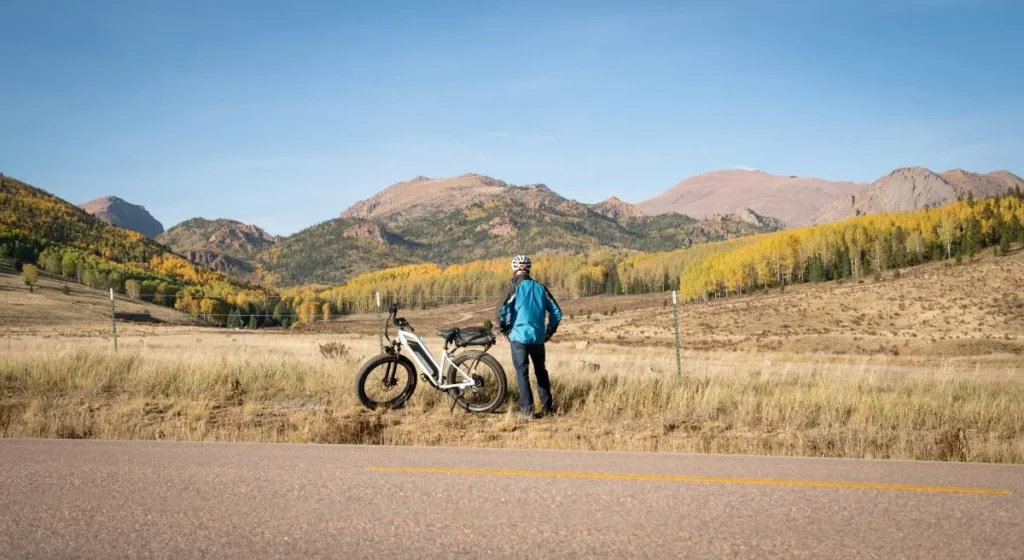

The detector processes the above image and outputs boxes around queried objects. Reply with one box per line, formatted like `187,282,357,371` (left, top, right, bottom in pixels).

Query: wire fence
2,261,687,377
11,269,1015,381
0,268,595,322
1,259,581,307
2,264,687,371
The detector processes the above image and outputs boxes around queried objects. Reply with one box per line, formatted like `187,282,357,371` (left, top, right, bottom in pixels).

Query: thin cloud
487,132,510,137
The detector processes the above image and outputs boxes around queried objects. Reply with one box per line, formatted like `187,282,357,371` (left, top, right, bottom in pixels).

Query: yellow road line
365,467,1011,496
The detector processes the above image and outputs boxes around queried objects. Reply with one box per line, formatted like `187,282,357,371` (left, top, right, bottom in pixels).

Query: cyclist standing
496,255,562,419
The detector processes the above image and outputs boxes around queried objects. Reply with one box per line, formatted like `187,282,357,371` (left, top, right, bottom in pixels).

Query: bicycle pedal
420,374,429,382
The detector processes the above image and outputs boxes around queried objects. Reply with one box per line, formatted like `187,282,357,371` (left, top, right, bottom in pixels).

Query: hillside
0,175,282,327
155,218,276,282
254,218,421,286
559,247,1024,357
813,168,1024,224
156,218,279,283
158,218,278,261
79,196,164,237
0,266,199,329
2,176,169,264
179,249,260,284
637,170,861,225
678,193,1024,301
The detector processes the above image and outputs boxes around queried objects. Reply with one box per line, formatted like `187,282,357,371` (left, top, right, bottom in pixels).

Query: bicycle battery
405,339,439,377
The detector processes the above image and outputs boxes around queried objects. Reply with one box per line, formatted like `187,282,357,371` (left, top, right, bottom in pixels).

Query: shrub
22,264,38,292
125,279,142,301
319,341,350,359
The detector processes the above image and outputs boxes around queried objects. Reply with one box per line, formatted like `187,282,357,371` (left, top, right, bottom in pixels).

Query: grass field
2,250,1023,462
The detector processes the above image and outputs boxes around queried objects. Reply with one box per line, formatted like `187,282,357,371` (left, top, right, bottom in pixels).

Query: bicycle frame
393,328,477,391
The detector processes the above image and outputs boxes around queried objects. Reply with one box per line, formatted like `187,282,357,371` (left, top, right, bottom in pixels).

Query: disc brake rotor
380,372,398,391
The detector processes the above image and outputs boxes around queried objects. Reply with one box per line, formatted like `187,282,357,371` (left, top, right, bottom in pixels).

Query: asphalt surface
1,440,1022,559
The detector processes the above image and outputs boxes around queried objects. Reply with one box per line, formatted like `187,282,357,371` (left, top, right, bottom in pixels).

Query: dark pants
510,341,553,414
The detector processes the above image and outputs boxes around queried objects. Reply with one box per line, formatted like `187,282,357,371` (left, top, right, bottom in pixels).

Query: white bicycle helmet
511,254,532,273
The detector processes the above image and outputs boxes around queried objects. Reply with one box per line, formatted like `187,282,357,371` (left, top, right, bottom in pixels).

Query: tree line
677,192,1024,300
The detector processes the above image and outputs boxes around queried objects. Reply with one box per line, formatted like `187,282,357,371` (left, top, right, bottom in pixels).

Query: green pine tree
962,216,981,261
838,250,852,279
247,314,258,329
808,255,825,283
990,211,1005,246
1009,213,1023,246
227,309,242,329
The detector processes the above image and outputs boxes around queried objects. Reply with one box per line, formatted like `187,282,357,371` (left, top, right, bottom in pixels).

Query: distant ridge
812,168,1024,223
637,170,861,226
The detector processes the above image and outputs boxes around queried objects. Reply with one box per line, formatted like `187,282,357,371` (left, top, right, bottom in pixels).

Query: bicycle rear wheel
356,353,417,410
445,351,507,413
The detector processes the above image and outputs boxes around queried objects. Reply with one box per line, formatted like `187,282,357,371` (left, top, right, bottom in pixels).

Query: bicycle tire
356,353,417,410
444,351,507,413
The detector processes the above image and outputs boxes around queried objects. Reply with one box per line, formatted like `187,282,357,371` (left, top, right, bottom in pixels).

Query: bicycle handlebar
384,303,413,334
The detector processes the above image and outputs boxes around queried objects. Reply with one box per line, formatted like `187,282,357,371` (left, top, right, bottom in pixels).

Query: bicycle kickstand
447,389,461,413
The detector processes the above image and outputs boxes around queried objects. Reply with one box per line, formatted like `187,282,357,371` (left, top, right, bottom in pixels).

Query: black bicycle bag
454,327,496,347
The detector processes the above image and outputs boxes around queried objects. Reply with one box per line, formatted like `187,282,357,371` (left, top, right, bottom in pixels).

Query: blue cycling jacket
496,274,562,345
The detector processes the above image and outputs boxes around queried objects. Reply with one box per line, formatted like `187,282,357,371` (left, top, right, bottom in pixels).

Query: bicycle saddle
436,328,460,342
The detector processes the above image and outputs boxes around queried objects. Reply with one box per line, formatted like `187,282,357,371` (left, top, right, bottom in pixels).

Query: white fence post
672,290,681,381
110,288,118,351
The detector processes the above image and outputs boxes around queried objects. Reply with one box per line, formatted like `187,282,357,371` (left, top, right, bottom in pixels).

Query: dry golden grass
2,345,1022,463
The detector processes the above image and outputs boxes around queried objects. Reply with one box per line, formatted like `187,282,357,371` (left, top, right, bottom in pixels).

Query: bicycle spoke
458,363,499,407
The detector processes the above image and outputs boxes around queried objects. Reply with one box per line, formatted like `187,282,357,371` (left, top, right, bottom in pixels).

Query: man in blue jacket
497,255,563,419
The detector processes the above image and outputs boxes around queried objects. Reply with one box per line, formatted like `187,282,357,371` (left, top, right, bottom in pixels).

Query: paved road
2,440,1022,559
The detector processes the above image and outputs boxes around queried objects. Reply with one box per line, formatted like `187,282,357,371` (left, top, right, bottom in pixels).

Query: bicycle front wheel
445,351,507,413
356,353,417,410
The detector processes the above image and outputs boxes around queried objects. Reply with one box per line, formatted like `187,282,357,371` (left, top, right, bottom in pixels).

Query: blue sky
2,0,1022,235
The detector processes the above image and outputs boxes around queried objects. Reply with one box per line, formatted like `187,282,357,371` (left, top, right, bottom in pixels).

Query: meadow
2,250,1023,463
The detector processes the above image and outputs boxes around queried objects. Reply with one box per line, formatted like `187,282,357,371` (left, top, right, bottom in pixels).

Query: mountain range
70,166,1023,286
252,174,778,286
